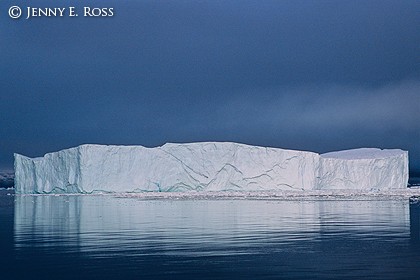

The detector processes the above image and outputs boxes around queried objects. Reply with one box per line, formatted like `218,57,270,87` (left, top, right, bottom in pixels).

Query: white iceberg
14,142,408,194
318,148,409,190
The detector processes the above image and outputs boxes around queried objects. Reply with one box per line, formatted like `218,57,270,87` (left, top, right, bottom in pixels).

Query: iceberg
14,142,408,194
318,148,409,190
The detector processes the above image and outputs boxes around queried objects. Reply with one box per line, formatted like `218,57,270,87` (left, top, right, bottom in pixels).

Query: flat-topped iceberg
14,142,408,194
318,148,409,190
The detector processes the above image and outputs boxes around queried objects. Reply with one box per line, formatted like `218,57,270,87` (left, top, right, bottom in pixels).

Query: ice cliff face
14,143,409,194
317,148,409,190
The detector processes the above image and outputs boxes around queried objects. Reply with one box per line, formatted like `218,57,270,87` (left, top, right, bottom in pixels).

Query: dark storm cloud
208,80,419,151
0,0,419,172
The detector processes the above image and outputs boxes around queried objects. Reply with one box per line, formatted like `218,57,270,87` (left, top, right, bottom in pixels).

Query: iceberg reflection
14,195,413,257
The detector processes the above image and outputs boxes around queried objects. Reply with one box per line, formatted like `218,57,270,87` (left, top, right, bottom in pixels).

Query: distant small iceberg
14,142,408,194
0,172,14,189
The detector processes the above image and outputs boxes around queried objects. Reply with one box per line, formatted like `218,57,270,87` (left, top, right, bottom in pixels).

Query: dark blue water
1,189,419,279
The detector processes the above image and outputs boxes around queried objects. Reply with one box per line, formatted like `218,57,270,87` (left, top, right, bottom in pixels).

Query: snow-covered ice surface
14,142,409,194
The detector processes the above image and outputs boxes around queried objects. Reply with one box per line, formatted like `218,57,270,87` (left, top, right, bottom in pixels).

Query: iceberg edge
14,142,409,194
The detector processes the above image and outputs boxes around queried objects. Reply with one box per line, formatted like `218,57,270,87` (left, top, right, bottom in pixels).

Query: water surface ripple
1,192,419,279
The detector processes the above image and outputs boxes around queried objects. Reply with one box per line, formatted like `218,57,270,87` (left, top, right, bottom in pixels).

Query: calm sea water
1,189,419,279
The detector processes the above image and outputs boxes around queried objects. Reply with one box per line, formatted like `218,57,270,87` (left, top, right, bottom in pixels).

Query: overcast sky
0,0,419,173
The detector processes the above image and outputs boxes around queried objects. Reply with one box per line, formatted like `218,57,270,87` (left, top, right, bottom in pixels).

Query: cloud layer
0,0,419,172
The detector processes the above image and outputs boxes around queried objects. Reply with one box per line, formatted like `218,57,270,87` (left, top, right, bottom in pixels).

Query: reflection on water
12,196,420,279
410,201,420,244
